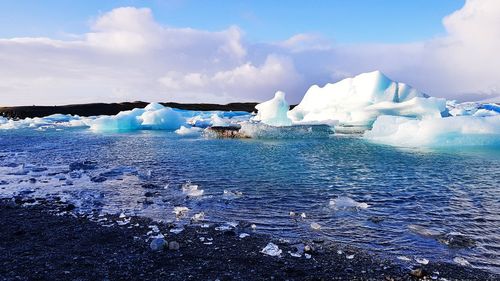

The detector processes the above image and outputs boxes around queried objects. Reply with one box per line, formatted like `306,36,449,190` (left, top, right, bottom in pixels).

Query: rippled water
1,128,499,273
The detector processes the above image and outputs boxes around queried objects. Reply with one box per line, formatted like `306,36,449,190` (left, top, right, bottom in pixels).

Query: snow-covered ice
364,115,500,148
253,91,292,126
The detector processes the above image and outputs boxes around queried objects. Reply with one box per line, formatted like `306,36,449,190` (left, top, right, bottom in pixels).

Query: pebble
168,241,180,250
150,238,166,251
410,268,425,278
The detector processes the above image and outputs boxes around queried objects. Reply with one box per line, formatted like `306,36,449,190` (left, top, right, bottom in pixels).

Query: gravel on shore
1,198,497,281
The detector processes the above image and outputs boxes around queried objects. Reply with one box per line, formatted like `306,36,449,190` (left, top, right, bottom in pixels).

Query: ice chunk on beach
288,71,444,126
253,91,292,126
329,196,369,210
261,242,282,257
364,115,500,148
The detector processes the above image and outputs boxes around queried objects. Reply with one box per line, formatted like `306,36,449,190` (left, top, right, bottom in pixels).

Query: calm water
1,128,499,273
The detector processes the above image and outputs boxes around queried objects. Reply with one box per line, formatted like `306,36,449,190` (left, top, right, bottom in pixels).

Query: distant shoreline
0,101,262,119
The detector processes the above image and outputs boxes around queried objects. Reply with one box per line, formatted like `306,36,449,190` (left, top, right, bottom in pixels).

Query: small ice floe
304,253,312,259
310,222,321,230
261,242,282,257
346,254,355,260
300,213,307,218
239,233,250,239
182,182,204,197
415,257,429,265
289,211,296,217
215,225,232,231
173,206,189,218
119,212,126,219
201,223,210,228
329,196,369,210
251,224,257,230
397,256,412,262
170,227,184,234
164,183,170,189
191,212,205,222
408,225,442,237
453,257,471,266
337,250,343,255
222,190,243,200
117,218,130,226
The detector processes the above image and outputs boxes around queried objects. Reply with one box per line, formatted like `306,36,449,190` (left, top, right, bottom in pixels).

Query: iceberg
288,71,443,126
364,115,500,147
253,91,292,126
89,103,184,131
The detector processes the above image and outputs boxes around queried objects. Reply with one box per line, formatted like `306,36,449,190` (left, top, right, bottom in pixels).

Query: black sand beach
1,198,497,281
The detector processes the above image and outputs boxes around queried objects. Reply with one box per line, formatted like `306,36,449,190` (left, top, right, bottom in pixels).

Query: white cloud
0,1,499,106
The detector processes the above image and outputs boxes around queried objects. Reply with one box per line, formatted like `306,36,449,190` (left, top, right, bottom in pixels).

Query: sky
0,0,499,106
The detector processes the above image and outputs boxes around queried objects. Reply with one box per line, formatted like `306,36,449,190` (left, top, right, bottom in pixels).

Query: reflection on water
0,129,499,273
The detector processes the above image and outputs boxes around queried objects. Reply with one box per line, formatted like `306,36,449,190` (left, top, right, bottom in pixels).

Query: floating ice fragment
329,196,369,210
346,254,355,259
239,233,250,239
251,224,257,230
304,253,312,259
408,225,442,237
191,212,205,222
182,182,204,197
261,242,282,257
201,223,210,228
289,211,296,217
415,258,429,265
215,225,232,231
310,222,321,230
175,126,203,136
222,190,243,199
453,257,470,266
397,256,412,262
173,207,189,218
300,213,307,218
169,227,184,234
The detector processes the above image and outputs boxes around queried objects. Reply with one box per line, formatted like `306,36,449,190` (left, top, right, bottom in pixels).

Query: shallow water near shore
1,128,499,273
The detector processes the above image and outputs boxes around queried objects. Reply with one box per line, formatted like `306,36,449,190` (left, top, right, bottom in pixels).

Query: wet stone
150,238,166,251
168,241,180,251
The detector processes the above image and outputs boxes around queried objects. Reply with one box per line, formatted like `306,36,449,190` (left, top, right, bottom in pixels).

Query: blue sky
0,0,464,43
1,0,498,105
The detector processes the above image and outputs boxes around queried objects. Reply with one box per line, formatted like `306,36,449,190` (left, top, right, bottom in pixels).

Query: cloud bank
0,0,499,106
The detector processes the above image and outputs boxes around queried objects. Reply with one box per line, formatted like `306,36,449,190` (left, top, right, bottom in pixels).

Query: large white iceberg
364,115,500,147
288,71,445,126
253,91,292,126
